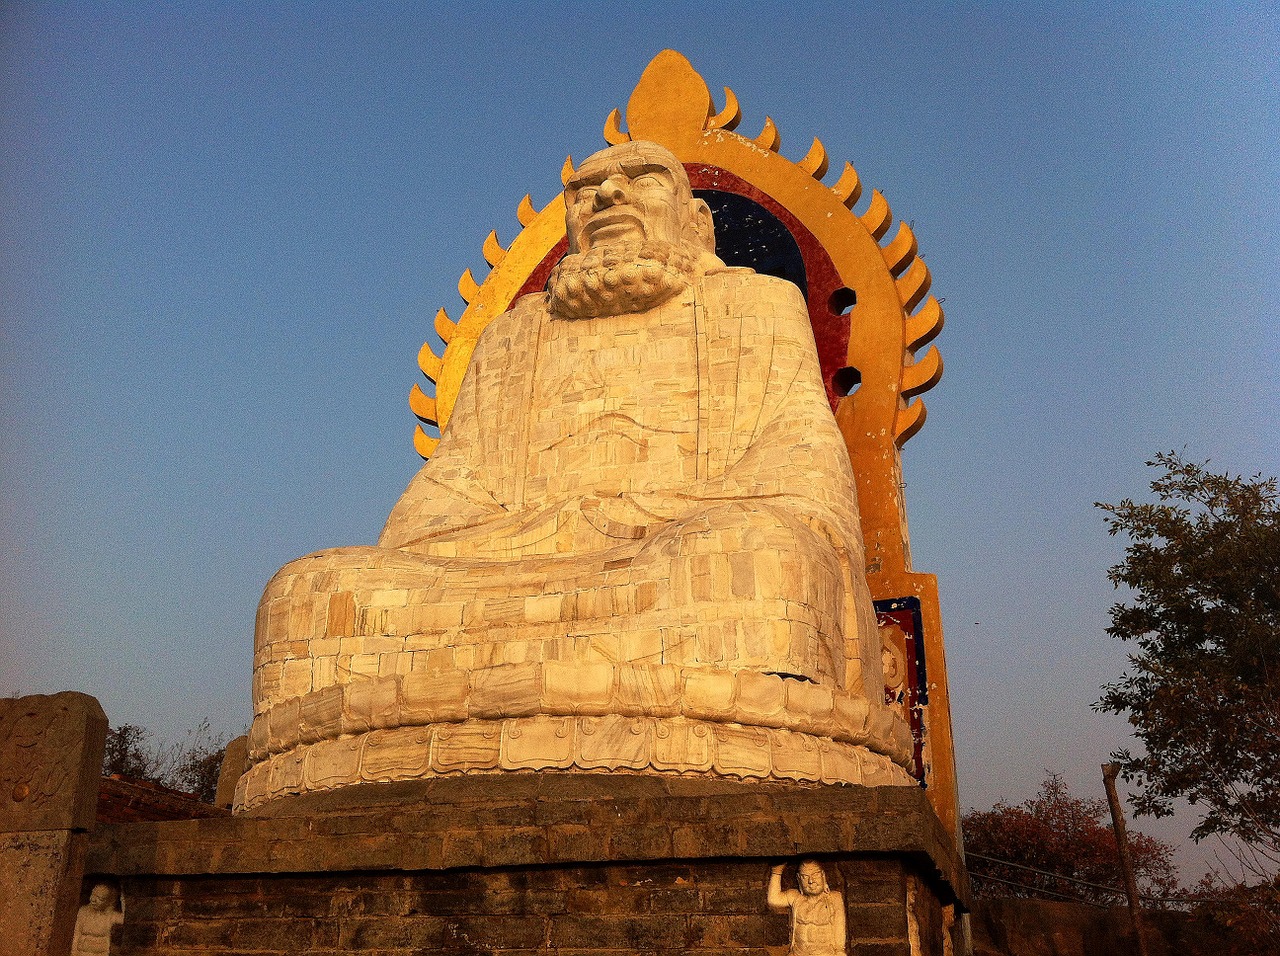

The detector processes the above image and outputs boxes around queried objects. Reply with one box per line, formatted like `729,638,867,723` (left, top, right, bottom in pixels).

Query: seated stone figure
238,141,913,809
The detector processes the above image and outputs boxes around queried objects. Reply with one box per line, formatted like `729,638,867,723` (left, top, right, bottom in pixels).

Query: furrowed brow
619,162,675,178
567,161,675,190
566,169,607,190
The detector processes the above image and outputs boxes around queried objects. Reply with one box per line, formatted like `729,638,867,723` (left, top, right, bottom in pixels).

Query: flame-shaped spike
901,345,943,398
561,155,575,186
905,298,945,352
409,383,439,426
516,194,537,227
894,399,927,447
414,424,439,460
602,108,629,145
708,86,741,130
434,307,456,344
626,50,712,142
831,162,863,208
753,117,781,152
458,268,480,304
895,257,932,312
859,190,892,240
417,340,443,381
881,222,919,277
797,137,830,180
482,230,506,267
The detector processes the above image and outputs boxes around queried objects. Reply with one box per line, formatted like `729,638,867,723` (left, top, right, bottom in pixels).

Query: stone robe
241,268,911,807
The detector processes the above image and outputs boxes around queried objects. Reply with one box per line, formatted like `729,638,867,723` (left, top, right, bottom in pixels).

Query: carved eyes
572,173,669,207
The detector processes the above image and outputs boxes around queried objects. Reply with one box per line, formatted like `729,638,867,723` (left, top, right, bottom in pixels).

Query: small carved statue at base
768,860,846,956
71,883,124,956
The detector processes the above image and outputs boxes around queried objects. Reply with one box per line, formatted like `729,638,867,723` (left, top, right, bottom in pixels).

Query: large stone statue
238,141,913,808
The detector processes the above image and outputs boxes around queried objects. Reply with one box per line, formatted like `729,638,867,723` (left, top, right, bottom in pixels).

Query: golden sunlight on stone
238,142,913,809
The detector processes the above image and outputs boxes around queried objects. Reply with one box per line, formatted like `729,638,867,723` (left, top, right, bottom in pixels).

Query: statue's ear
685,198,716,254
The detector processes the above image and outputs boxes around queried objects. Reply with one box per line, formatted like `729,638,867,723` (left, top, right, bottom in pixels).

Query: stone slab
213,735,247,809
84,777,968,954
0,692,107,832
0,692,107,956
0,830,88,956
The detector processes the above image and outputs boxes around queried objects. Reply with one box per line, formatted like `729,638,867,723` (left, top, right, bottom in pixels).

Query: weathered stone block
0,692,106,832
0,692,106,956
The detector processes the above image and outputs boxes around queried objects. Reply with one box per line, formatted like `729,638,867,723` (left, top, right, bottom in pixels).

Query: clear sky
3,2,1276,880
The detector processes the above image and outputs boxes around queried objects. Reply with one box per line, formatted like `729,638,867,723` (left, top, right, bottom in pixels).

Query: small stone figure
768,860,846,956
71,883,124,956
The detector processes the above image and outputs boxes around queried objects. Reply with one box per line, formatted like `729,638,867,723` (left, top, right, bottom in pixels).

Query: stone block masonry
117,860,930,955
85,775,968,955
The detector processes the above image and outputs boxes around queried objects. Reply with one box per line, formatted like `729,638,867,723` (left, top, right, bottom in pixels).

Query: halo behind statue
411,50,942,586
409,50,959,837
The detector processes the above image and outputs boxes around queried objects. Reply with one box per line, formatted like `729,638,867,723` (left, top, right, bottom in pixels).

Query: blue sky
3,3,1276,878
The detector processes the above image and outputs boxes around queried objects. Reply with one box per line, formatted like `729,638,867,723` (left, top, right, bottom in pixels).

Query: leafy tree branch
1095,452,1279,860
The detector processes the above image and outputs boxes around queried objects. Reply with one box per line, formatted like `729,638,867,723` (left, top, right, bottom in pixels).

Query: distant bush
963,774,1181,906
1188,873,1280,955
102,720,227,803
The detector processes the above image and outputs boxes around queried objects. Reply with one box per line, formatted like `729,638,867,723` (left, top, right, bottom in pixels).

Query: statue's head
564,141,715,256
549,141,722,320
88,883,117,910
797,860,829,896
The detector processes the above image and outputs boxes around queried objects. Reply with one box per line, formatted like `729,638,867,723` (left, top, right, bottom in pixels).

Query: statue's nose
593,175,627,210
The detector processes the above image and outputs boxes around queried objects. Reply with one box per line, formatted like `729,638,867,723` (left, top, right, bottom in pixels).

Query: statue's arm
833,891,846,945
379,317,516,549
723,276,851,488
379,468,506,549
766,864,795,909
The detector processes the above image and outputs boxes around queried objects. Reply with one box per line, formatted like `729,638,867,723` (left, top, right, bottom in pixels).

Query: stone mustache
238,142,914,809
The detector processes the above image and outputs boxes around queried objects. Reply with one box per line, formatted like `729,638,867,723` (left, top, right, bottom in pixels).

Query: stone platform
86,775,968,955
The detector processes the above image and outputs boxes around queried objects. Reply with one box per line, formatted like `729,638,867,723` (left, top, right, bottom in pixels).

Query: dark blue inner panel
695,190,807,298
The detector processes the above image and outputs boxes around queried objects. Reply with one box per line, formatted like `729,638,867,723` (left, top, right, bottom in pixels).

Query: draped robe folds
243,268,913,805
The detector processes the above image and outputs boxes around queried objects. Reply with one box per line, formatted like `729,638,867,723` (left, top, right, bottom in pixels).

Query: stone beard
547,238,700,319
237,141,914,809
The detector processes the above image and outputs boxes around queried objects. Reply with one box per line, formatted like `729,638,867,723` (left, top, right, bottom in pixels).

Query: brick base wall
88,775,967,956
119,858,940,955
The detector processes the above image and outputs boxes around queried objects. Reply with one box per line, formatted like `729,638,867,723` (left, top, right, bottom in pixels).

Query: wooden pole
1102,762,1150,956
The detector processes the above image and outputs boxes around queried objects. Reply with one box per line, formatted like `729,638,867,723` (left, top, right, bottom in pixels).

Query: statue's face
798,865,826,896
565,143,689,253
89,884,114,909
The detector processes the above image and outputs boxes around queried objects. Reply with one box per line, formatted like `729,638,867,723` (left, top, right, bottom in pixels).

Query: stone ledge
85,775,969,908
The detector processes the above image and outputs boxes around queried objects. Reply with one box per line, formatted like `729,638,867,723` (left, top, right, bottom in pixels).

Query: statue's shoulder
499,291,549,324
701,268,807,317
704,266,804,297
509,290,550,314
476,292,548,346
